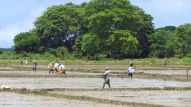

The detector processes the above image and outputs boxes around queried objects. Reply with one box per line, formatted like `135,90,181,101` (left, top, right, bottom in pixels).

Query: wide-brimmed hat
130,62,134,66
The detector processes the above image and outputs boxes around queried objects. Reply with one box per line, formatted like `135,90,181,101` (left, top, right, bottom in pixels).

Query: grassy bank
1,58,191,65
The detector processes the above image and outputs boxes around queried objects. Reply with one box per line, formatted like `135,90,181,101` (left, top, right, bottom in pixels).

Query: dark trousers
103,79,111,89
128,73,133,79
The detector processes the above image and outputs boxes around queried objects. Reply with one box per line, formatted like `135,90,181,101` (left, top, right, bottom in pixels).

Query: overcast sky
0,0,191,48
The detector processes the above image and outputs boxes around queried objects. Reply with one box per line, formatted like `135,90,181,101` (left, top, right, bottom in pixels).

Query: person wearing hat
59,63,66,75
48,62,54,74
101,67,111,89
127,62,135,79
32,61,37,72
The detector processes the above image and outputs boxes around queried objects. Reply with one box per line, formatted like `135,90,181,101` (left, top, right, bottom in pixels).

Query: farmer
101,67,111,89
48,62,54,74
54,62,60,73
127,62,135,79
59,64,66,75
32,61,37,72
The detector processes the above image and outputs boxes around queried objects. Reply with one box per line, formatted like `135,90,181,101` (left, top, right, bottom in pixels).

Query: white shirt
128,67,135,73
104,70,110,75
59,64,65,70
103,70,111,79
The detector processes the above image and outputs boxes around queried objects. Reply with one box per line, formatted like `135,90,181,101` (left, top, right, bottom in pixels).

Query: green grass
1,58,191,65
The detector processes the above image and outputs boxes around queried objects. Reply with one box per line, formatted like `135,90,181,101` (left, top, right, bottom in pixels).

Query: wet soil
0,64,191,107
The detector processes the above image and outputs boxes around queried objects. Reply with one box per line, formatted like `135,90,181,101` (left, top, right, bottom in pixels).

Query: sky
0,0,191,48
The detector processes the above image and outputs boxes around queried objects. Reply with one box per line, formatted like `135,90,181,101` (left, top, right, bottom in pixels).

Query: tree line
13,0,191,59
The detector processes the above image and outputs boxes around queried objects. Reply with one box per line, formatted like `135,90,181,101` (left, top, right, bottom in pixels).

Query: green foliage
12,0,154,59
42,52,56,60
149,29,176,58
106,30,138,58
85,0,154,58
0,51,21,60
55,46,69,59
73,36,83,58
149,23,191,58
81,33,101,58
34,3,87,50
12,0,191,60
175,23,191,57
14,30,40,53
0,50,3,55
156,26,176,31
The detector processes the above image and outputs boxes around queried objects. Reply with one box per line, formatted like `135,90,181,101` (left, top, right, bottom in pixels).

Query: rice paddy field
0,60,191,107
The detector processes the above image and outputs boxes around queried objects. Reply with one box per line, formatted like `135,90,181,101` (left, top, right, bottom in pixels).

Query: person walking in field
127,62,135,79
32,61,37,72
101,67,111,89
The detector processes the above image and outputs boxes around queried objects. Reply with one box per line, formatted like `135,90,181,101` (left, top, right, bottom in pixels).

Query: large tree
13,0,155,59
34,3,87,51
175,23,191,57
149,24,191,58
83,0,154,58
81,33,101,58
106,30,138,58
149,29,176,58
14,30,40,53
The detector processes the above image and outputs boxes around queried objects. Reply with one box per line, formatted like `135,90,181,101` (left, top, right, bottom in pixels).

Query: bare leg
102,83,105,89
108,80,111,88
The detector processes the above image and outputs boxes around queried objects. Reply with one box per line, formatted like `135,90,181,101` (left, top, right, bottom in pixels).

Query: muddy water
0,67,13,69
0,92,120,107
0,78,191,89
1,66,189,76
57,90,191,107
0,67,13,71
0,70,101,76
137,69,190,75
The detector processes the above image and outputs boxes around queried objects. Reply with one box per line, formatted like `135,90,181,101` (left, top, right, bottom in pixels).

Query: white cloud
0,7,45,48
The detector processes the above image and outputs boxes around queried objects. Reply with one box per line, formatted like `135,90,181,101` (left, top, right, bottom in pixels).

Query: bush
55,46,69,59
26,53,41,59
186,53,191,58
87,53,107,60
0,50,3,55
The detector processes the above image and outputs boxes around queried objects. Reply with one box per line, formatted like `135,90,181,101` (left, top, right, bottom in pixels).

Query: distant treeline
0,48,12,52
13,0,191,60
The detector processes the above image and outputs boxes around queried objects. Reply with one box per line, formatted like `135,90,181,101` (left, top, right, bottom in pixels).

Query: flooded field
0,78,191,89
51,90,191,107
0,92,120,107
0,64,191,107
3,65,190,76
